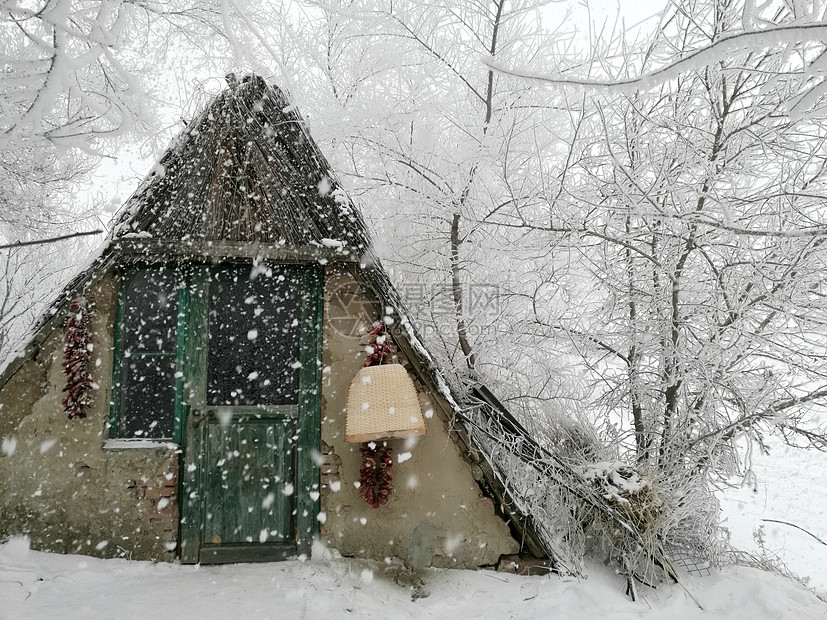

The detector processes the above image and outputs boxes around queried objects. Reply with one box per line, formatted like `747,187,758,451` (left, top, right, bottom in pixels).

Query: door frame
178,263,323,563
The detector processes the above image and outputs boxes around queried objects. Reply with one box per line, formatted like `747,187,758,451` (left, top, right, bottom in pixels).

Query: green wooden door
179,265,322,564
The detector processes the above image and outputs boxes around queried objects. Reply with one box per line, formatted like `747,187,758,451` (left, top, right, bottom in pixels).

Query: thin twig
761,519,827,546
0,230,103,250
679,582,705,611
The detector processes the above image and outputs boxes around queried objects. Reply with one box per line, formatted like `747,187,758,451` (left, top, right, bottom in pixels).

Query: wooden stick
0,230,103,250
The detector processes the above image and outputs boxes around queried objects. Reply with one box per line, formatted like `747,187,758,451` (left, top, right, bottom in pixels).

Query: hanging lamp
345,324,426,508
345,324,426,443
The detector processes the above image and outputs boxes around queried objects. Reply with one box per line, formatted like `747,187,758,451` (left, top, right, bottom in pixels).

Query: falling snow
1,436,17,456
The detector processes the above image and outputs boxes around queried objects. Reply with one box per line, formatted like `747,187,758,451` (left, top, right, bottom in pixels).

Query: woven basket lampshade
345,364,427,443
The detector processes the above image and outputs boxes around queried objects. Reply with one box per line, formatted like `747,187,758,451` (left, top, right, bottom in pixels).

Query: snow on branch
482,21,827,117
0,1,142,152
455,389,693,589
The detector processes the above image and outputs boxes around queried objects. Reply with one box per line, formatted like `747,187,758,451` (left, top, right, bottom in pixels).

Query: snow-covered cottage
0,76,545,569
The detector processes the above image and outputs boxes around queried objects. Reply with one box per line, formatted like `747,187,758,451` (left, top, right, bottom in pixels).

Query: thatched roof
112,74,369,250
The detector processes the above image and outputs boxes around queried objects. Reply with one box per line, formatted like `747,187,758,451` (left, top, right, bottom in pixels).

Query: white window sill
104,438,179,450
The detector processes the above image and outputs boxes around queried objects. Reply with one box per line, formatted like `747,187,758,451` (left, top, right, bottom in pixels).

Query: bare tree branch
0,230,103,251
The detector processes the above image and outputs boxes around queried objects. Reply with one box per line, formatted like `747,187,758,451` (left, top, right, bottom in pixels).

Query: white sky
80,0,670,228
551,0,667,47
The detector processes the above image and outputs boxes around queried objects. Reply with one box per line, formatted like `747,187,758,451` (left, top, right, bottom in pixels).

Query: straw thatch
112,74,369,249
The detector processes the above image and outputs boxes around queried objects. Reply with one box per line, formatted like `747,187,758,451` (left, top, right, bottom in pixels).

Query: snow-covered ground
2,435,824,619
0,535,823,620
719,436,827,598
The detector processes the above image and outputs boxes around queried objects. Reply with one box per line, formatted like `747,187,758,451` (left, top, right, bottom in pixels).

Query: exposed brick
145,486,176,499
146,508,175,520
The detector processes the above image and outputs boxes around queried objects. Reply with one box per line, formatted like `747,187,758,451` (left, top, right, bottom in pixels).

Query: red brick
145,486,176,499
147,507,175,520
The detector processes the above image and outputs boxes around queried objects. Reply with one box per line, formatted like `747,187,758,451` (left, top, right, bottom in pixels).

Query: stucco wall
319,267,519,569
1,265,519,568
0,275,178,560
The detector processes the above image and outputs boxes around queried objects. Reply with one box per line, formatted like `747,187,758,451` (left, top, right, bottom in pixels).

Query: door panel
206,269,301,406
202,413,295,546
179,265,322,564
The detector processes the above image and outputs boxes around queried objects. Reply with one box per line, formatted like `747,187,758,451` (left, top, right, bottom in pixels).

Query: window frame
108,265,189,443
108,262,323,448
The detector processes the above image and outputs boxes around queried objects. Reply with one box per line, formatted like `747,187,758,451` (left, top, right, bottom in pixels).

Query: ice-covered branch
483,21,827,97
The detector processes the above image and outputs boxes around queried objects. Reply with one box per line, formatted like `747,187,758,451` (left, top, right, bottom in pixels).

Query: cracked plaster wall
0,275,178,560
319,267,519,569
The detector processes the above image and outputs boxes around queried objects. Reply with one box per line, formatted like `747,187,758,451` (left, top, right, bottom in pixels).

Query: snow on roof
110,75,371,249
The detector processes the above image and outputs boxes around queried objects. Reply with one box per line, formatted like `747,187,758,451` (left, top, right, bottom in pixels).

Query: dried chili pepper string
358,443,393,509
357,322,395,508
62,299,95,420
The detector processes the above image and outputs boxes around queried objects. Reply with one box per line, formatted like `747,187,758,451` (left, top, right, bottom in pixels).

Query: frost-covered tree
296,0,583,391
483,0,827,467
487,0,827,120
0,0,300,363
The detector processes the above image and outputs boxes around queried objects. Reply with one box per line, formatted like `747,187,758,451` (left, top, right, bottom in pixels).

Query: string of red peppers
363,322,394,367
358,442,394,509
357,323,395,509
62,298,95,420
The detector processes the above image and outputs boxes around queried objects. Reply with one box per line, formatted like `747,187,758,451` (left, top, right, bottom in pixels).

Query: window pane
120,355,176,438
117,269,180,439
207,268,301,406
123,270,179,352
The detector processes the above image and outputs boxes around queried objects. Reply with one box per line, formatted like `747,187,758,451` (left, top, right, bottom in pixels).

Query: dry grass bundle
582,462,667,535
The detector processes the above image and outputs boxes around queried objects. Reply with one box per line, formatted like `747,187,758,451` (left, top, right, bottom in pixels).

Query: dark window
206,268,301,406
116,269,180,438
111,265,306,441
